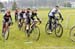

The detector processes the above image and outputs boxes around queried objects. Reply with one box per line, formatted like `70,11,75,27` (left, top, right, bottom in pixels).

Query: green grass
0,8,75,49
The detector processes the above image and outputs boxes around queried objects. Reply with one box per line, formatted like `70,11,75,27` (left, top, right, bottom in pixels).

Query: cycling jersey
20,11,25,18
23,13,27,19
15,12,18,16
31,12,37,20
3,14,12,22
15,11,18,21
25,11,31,24
48,8,61,17
18,11,25,20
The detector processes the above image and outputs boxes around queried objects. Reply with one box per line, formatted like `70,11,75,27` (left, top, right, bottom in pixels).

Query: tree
12,1,17,10
0,2,4,9
64,2,71,7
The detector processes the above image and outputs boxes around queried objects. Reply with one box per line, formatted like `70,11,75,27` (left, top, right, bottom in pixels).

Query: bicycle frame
31,20,38,28
51,17,60,31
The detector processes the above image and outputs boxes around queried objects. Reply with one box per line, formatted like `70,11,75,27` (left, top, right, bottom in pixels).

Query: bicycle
2,20,13,40
45,16,63,37
25,20,40,41
69,26,75,42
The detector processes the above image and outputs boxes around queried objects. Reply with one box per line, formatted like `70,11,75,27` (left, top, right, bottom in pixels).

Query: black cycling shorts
25,18,31,24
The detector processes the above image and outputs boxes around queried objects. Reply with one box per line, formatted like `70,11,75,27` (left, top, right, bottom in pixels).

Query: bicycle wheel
30,26,40,41
70,26,75,42
55,24,63,37
45,22,51,34
3,29,9,40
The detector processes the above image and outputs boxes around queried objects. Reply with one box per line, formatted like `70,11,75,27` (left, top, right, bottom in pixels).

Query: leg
5,22,9,31
18,19,21,30
3,22,8,34
2,23,6,34
49,16,52,32
15,15,17,22
26,19,31,33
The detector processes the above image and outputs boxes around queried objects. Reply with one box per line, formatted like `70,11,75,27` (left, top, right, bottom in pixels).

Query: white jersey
23,13,27,19
29,12,32,17
18,11,27,19
48,8,60,16
18,12,32,19
18,12,21,19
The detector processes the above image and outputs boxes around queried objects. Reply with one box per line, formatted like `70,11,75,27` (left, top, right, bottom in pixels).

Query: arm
3,14,6,22
35,14,41,23
10,15,12,21
3,14,5,19
58,12,63,20
58,10,63,20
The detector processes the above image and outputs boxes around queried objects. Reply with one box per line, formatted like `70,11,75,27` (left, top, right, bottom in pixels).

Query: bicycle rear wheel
45,22,50,34
55,24,63,37
70,26,75,42
30,26,40,41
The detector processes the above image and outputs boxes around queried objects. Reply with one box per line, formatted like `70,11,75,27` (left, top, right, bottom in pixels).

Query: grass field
0,8,75,49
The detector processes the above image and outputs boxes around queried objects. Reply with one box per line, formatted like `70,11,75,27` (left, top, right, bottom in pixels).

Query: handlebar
54,16,63,23
33,20,41,25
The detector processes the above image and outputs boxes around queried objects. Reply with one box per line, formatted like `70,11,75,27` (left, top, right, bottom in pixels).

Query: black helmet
27,8,31,10
56,6,59,8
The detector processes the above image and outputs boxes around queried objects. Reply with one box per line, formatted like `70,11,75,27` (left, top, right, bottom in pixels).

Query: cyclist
48,6,63,33
25,8,31,33
31,9,41,28
2,10,13,36
15,9,18,22
18,9,25,28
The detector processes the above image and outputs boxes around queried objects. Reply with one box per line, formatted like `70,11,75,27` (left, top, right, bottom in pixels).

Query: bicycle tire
30,26,40,41
2,29,9,40
70,26,75,42
45,22,50,34
55,24,63,37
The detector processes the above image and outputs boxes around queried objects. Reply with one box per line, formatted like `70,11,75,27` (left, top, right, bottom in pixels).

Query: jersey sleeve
10,15,12,21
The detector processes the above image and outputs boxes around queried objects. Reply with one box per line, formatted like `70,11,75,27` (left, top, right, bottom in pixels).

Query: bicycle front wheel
70,26,75,42
3,29,9,40
30,26,40,41
55,24,63,37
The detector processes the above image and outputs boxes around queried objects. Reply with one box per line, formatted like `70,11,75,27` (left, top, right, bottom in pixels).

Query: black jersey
4,14,12,22
31,12,37,20
20,11,25,18
15,12,18,16
26,11,31,19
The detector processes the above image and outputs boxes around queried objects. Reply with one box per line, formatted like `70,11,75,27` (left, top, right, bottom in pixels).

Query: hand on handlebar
61,18,63,22
38,20,42,25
